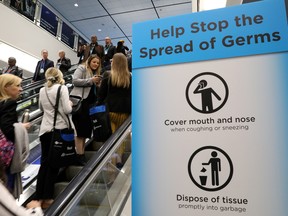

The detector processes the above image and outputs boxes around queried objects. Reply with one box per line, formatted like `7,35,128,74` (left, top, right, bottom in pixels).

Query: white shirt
38,83,74,136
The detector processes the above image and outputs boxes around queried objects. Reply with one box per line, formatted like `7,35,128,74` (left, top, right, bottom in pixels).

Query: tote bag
89,104,112,142
49,128,77,168
47,85,77,168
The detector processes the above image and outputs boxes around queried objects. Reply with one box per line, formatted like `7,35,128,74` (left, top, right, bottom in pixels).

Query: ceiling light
98,29,102,32
74,3,78,7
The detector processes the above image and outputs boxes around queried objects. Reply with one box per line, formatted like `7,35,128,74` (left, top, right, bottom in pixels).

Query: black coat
97,72,131,114
104,44,116,62
0,99,18,142
33,59,54,81
57,57,71,74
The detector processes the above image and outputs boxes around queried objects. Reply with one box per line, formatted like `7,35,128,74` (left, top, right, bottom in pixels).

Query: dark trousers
35,132,60,200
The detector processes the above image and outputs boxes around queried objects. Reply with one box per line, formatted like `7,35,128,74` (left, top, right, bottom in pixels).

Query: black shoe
76,154,87,166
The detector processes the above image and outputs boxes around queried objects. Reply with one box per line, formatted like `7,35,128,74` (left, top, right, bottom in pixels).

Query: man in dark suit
83,35,104,64
103,36,116,70
32,49,54,82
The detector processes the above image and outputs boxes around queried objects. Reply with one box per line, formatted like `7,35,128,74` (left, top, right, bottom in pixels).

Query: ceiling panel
46,0,108,21
73,16,125,40
153,0,192,7
112,9,159,37
100,0,154,14
43,0,195,49
157,4,192,18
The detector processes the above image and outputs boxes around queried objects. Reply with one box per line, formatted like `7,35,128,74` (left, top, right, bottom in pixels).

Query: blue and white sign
132,0,288,215
40,5,58,37
61,22,75,49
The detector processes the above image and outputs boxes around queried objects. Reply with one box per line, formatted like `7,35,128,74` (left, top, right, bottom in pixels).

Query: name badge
40,68,44,73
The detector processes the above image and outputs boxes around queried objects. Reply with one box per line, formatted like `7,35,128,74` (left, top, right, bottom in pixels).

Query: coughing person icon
202,151,221,186
193,80,221,113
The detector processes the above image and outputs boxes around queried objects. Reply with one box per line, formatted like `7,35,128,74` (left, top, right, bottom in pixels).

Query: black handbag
69,94,82,114
89,103,112,142
48,86,77,168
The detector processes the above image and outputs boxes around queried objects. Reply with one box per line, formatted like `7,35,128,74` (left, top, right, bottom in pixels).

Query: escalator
17,67,75,117
44,117,132,216
14,68,132,215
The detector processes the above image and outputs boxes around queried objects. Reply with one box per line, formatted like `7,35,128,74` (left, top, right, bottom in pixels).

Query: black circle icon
186,72,229,114
188,146,233,192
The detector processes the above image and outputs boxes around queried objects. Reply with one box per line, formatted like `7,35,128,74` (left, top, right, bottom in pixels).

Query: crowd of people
77,35,132,72
0,34,132,212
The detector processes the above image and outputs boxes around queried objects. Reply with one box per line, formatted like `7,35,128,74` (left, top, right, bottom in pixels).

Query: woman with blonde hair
70,54,102,165
0,74,30,197
31,67,74,209
97,53,131,166
0,73,22,101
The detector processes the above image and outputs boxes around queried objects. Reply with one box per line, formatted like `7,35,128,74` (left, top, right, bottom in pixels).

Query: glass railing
45,117,132,216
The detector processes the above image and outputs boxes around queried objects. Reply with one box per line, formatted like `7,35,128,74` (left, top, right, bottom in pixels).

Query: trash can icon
199,175,207,185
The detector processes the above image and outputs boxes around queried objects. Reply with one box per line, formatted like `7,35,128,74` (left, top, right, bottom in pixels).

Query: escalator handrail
20,63,78,83
20,69,75,92
16,69,76,107
45,116,132,216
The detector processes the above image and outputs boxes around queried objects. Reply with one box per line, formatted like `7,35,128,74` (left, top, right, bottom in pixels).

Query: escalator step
27,144,41,164
65,166,82,181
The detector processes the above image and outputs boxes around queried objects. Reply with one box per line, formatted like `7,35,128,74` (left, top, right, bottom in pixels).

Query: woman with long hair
0,74,30,197
70,54,102,165
97,53,131,165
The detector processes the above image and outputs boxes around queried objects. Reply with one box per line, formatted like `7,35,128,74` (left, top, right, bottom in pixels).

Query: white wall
0,3,79,73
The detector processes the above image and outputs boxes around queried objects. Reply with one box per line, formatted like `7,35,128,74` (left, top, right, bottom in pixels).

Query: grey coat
70,64,94,99
10,123,29,199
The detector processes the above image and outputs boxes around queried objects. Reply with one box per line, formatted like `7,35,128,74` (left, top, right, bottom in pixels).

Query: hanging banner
9,0,36,21
40,5,57,37
132,0,288,216
61,22,75,49
77,35,87,50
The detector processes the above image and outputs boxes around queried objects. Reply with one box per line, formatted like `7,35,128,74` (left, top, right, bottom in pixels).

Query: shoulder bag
69,94,83,114
46,85,77,168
